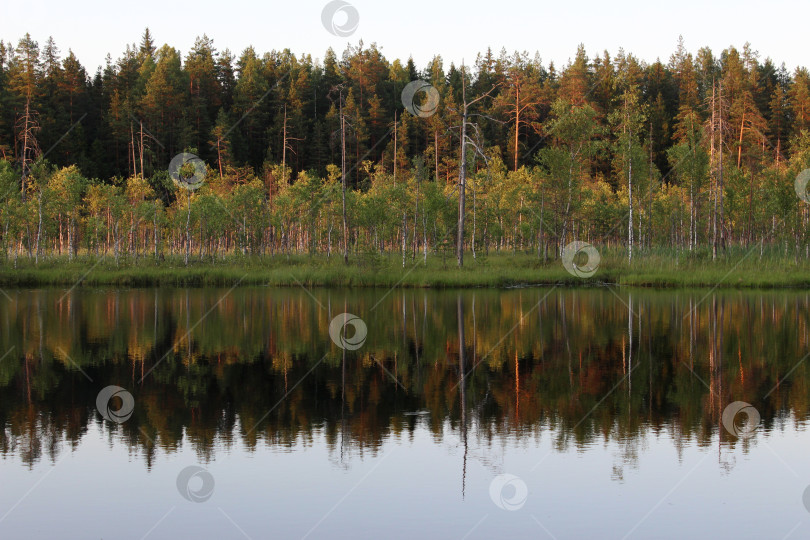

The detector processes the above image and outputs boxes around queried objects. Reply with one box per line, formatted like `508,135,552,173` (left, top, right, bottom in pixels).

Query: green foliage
0,34,809,267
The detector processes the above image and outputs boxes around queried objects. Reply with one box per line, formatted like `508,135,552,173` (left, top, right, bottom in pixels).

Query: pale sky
1,0,807,73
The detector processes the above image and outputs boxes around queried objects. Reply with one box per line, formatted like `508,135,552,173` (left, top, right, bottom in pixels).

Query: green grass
1,247,809,289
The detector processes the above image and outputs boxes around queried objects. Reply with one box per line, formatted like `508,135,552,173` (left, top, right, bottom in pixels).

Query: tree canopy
1,30,810,264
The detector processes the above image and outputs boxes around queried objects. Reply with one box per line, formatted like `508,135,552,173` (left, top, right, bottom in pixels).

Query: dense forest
1,30,810,266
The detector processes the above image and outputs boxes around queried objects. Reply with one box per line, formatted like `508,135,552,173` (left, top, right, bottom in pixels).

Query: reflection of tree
0,288,809,470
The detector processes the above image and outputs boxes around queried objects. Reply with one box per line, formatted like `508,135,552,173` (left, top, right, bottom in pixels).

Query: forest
1,29,810,270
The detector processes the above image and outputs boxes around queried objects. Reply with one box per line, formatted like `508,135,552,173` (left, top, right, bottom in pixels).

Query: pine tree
789,67,810,137
139,28,156,61
494,52,545,171
9,34,42,197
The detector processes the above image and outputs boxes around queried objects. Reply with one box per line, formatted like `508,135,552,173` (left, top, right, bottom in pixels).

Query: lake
1,286,810,539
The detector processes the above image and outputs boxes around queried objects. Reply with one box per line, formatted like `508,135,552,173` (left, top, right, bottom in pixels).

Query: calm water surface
2,287,810,539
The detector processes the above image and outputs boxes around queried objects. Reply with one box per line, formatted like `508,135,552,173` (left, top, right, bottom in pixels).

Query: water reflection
1,287,808,471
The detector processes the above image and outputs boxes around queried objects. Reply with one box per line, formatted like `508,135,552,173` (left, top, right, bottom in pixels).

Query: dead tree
16,100,40,201
456,65,497,268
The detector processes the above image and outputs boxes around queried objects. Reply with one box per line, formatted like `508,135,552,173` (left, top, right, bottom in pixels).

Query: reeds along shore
1,249,810,288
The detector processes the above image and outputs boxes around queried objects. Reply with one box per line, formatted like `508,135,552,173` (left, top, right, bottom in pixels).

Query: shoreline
1,253,809,289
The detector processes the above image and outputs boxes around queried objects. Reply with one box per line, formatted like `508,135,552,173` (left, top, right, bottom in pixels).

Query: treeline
2,30,810,263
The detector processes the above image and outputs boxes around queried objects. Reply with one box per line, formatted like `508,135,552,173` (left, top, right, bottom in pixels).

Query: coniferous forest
1,29,810,272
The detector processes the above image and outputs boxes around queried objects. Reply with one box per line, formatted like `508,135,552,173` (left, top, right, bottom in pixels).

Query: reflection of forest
1,287,809,469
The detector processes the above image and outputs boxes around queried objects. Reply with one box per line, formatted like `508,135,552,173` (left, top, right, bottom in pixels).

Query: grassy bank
1,248,810,289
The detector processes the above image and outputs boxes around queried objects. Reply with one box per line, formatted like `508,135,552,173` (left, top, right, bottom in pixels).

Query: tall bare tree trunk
711,82,717,261
718,81,725,254
514,85,520,172
648,122,653,251
217,139,223,180
19,98,39,201
627,100,634,263
282,105,287,182
457,101,468,268
435,131,439,181
154,203,158,260
139,121,145,180
341,98,348,264
130,122,136,177
35,191,42,265
737,107,745,168
185,191,191,266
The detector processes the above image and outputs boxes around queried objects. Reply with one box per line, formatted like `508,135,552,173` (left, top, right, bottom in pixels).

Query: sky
1,0,807,73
